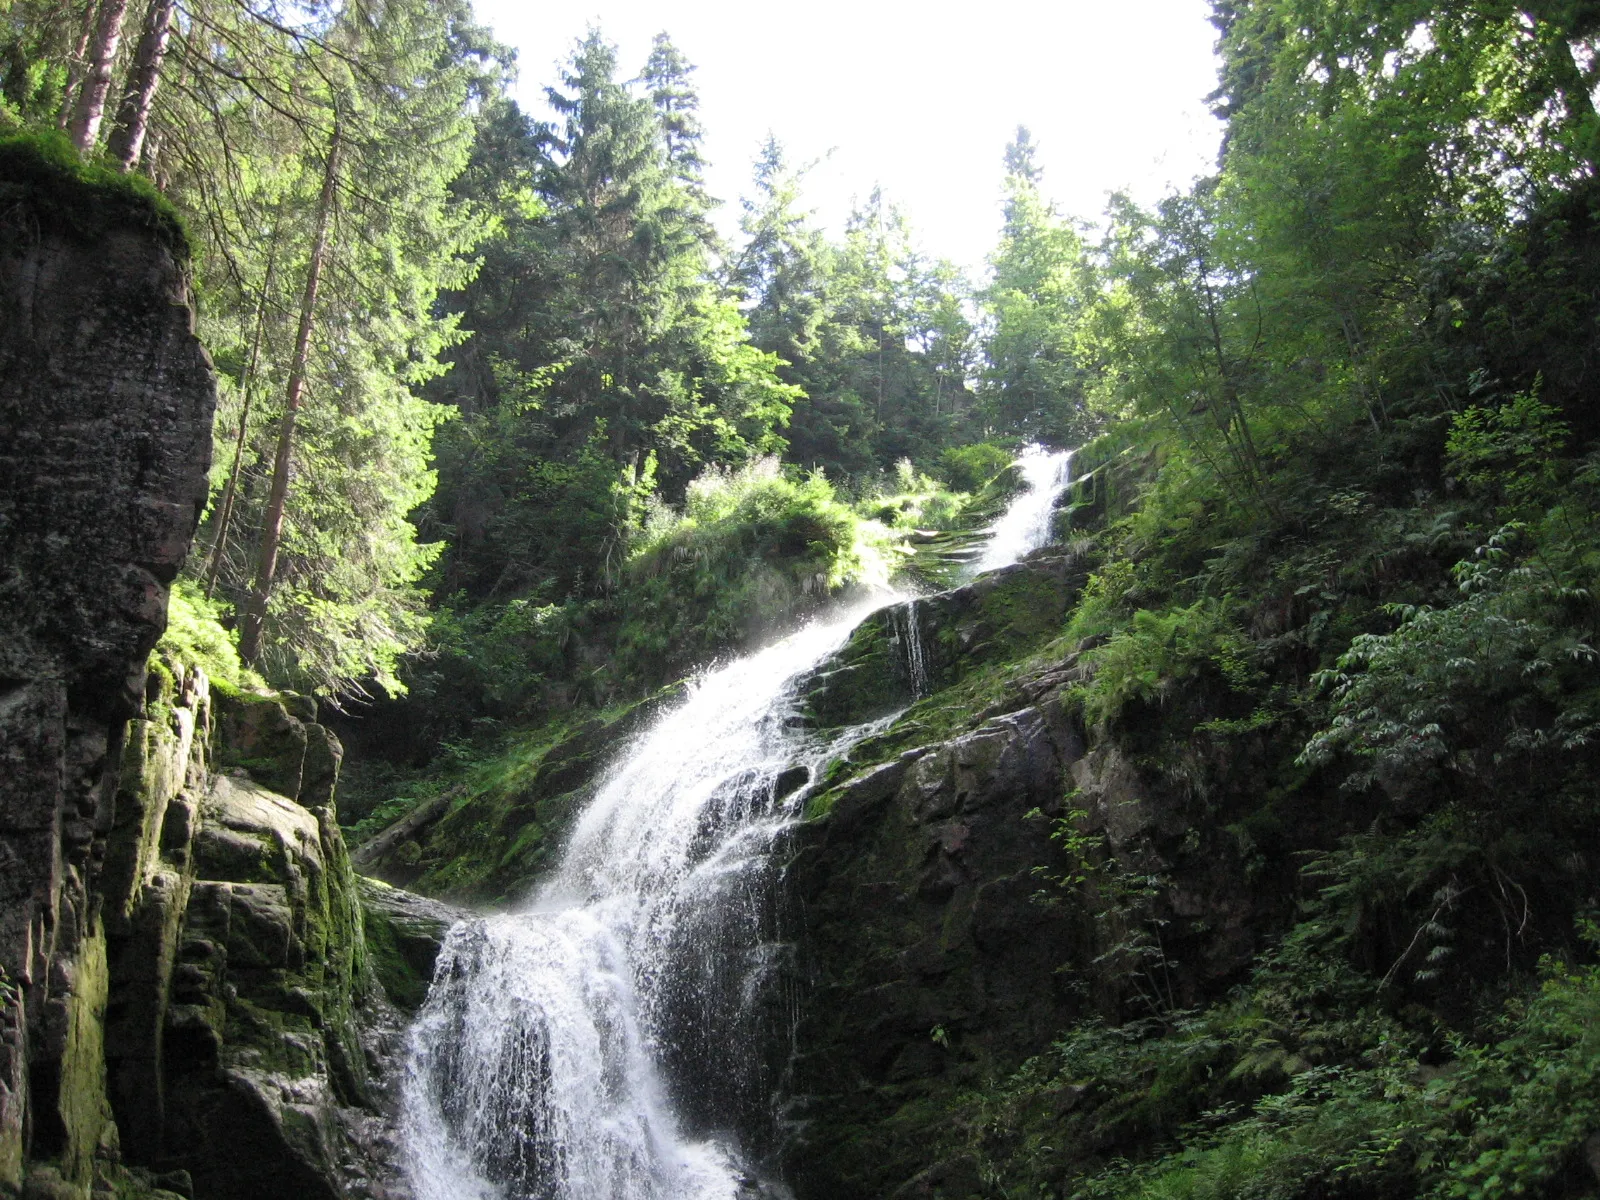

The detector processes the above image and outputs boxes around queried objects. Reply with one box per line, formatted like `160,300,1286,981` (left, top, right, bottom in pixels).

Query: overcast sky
472,0,1225,277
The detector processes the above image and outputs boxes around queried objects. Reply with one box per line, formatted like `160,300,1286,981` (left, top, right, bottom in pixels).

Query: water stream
400,448,1073,1200
971,444,1074,575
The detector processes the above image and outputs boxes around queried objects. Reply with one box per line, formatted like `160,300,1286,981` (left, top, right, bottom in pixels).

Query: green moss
360,902,432,1012
0,130,189,256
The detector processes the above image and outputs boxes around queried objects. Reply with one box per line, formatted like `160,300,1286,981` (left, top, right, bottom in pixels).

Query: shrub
616,458,892,680
156,578,263,691
1077,599,1258,726
939,441,1016,492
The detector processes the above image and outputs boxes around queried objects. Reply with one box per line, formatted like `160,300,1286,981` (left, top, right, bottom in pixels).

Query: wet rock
358,877,468,1012
159,772,402,1200
799,553,1088,732
785,691,1087,1198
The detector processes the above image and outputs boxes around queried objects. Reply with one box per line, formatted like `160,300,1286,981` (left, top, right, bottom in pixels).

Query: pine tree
735,137,830,369
66,0,129,151
640,32,709,214
980,128,1090,444
105,0,175,169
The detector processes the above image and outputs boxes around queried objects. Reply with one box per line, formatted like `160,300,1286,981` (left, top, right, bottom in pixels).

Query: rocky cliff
0,142,217,1199
0,143,446,1200
777,519,1274,1198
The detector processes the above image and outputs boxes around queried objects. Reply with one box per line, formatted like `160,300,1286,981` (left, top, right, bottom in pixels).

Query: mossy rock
212,690,308,800
0,131,188,256
800,553,1089,736
357,877,465,1012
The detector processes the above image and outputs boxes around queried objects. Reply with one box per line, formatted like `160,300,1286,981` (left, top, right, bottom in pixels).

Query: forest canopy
0,0,1085,703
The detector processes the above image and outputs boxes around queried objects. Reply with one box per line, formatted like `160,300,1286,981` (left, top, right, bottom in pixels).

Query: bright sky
472,0,1224,278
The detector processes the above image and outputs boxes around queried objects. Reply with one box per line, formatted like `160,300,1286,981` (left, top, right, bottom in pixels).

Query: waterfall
889,600,928,700
400,446,1075,1200
971,445,1073,575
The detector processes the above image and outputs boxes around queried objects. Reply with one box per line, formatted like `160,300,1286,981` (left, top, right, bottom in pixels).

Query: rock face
0,154,215,1197
780,552,1268,1199
0,155,442,1200
103,675,411,1200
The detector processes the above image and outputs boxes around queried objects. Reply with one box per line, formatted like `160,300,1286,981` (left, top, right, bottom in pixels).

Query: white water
971,445,1073,575
400,447,1074,1200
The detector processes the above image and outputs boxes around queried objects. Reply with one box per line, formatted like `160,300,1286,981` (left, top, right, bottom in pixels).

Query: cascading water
400,447,1075,1200
971,445,1073,575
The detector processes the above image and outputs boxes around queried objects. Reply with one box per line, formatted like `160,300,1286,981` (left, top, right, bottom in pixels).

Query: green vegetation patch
0,130,189,255
156,579,266,695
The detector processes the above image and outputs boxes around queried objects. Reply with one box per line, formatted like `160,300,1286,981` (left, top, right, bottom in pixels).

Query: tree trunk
238,120,342,666
106,0,177,170
56,0,99,131
69,0,132,154
205,219,283,598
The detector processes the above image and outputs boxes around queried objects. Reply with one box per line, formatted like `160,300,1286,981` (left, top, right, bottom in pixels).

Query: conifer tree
640,32,709,216
66,0,128,151
735,137,831,370
105,0,175,169
981,127,1090,443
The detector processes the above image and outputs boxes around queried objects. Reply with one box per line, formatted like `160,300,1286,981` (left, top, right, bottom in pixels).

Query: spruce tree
981,128,1090,444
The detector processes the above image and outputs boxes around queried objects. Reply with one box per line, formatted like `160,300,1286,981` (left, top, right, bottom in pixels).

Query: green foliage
1077,600,1258,727
615,457,889,680
1302,502,1600,800
855,457,972,531
1445,386,1570,514
938,442,1016,493
155,578,264,692
942,875,1600,1200
1439,945,1600,1199
981,127,1093,444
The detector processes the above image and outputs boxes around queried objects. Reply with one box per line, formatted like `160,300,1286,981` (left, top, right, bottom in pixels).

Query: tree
980,128,1091,444
422,32,794,610
734,136,830,367
237,110,341,666
105,0,175,169
66,0,129,151
152,0,491,696
640,31,710,220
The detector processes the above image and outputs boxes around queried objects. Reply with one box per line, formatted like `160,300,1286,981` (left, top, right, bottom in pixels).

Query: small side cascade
889,599,930,700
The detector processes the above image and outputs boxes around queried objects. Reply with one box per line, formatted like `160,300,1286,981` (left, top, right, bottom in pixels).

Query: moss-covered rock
780,536,1284,1198
157,770,392,1200
0,132,188,256
354,684,683,905
800,551,1090,734
784,689,1089,1198
210,689,343,811
0,165,212,1197
357,877,466,1013
212,692,309,800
